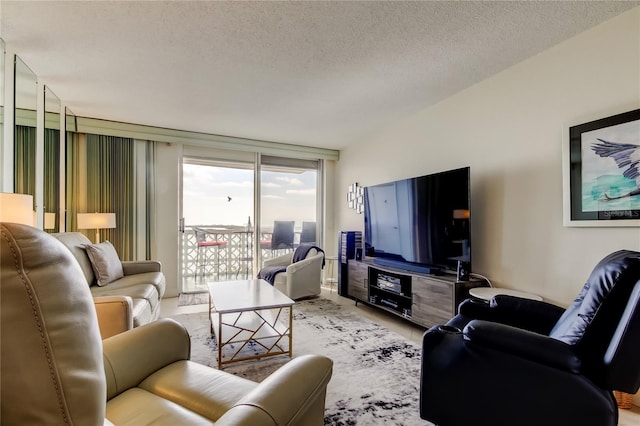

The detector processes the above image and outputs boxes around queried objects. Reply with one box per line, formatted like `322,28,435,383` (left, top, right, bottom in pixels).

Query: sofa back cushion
52,232,95,286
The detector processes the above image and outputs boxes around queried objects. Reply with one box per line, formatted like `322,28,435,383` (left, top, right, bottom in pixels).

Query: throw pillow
83,241,124,286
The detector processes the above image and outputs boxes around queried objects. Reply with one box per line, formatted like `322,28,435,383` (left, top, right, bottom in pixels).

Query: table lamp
0,193,35,226
77,212,116,243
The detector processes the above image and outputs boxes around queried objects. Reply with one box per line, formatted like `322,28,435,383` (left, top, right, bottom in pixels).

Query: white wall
335,8,640,306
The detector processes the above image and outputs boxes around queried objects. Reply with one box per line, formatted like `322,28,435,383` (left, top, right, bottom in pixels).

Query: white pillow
83,241,124,286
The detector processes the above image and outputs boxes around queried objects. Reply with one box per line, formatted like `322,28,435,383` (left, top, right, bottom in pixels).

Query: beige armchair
262,247,324,300
1,223,333,425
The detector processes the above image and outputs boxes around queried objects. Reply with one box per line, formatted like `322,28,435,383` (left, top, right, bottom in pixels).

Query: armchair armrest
217,354,333,426
458,295,565,334
263,253,294,268
102,318,190,400
93,296,133,339
121,260,162,275
464,320,581,373
490,295,565,333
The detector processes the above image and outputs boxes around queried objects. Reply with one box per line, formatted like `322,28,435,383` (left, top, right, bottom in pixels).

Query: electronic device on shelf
376,273,402,294
363,166,471,275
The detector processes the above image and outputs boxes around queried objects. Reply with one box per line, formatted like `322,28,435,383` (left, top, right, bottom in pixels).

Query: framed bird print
563,108,640,226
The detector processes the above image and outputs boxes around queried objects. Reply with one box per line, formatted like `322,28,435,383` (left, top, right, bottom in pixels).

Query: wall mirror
66,106,76,133
44,86,61,232
14,55,37,207
0,38,5,174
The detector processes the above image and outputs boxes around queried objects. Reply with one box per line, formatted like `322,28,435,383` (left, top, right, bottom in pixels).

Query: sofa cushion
84,241,124,286
106,388,211,425
93,272,166,303
139,361,258,421
90,273,165,327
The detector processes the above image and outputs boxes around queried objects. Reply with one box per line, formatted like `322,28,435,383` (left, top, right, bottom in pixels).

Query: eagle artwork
591,138,640,201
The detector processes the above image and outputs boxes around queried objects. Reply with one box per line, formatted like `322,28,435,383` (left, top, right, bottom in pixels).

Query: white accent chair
262,247,324,300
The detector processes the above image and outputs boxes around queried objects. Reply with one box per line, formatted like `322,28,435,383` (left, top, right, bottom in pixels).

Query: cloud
262,182,280,188
275,176,304,186
286,188,315,195
216,181,252,188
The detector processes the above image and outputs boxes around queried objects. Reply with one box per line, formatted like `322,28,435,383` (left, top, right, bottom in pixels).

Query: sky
182,163,317,230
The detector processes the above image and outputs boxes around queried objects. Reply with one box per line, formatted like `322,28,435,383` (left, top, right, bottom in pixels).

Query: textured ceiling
1,1,637,150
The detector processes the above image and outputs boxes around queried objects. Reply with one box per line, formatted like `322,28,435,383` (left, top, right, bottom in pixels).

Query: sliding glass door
180,153,321,293
181,158,254,293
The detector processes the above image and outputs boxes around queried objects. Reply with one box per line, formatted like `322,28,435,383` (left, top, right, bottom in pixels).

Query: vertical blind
13,125,36,204
44,128,60,232
67,133,136,260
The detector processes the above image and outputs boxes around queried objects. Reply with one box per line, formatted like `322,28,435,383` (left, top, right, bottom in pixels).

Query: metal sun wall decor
347,183,364,214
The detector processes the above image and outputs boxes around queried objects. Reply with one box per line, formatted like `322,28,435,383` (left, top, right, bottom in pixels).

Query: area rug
177,292,209,306
169,298,428,425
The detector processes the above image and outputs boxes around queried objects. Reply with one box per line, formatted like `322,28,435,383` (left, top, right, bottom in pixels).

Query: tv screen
363,167,471,272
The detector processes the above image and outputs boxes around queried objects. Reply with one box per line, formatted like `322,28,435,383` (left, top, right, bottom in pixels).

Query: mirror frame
44,85,61,232
13,55,37,201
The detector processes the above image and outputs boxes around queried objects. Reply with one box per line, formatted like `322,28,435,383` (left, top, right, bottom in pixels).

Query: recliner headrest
550,250,640,346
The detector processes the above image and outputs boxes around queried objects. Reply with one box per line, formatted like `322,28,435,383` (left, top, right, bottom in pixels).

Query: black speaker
355,248,362,260
457,260,470,281
338,231,362,296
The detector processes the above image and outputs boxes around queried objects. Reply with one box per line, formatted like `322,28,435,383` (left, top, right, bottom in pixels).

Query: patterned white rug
169,297,429,425
177,292,209,306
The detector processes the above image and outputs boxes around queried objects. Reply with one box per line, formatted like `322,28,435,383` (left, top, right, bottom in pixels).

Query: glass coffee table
208,279,295,368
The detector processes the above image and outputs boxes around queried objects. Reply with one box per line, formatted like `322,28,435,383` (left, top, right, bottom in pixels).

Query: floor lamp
77,213,116,243
0,193,35,226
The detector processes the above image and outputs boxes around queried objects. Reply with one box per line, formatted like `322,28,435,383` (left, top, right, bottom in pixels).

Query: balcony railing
181,225,293,292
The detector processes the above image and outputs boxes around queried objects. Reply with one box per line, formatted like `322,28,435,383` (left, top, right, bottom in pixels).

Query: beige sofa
1,222,333,425
53,232,165,337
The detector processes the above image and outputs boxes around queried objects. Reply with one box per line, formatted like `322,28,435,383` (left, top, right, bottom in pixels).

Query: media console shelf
347,258,486,328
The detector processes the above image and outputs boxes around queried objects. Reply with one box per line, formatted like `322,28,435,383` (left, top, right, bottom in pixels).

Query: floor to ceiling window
180,154,320,293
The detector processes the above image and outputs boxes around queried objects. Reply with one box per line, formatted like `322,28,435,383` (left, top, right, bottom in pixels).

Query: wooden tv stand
346,258,486,328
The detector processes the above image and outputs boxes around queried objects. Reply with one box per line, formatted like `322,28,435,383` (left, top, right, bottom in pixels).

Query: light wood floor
161,287,640,425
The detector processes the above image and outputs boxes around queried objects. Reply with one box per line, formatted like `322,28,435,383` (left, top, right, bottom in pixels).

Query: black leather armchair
420,250,640,426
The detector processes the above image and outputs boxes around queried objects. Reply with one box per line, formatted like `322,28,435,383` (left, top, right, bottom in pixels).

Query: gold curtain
66,133,158,261
86,134,134,260
44,128,60,232
13,125,36,204
67,133,135,260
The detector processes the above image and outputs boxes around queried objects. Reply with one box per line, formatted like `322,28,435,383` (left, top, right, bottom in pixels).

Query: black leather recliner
420,250,640,426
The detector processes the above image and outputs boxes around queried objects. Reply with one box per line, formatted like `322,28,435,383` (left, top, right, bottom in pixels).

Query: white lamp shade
77,213,116,229
44,212,56,229
0,193,35,226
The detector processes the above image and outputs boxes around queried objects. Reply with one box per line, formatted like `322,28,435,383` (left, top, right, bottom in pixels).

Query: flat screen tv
363,166,471,274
